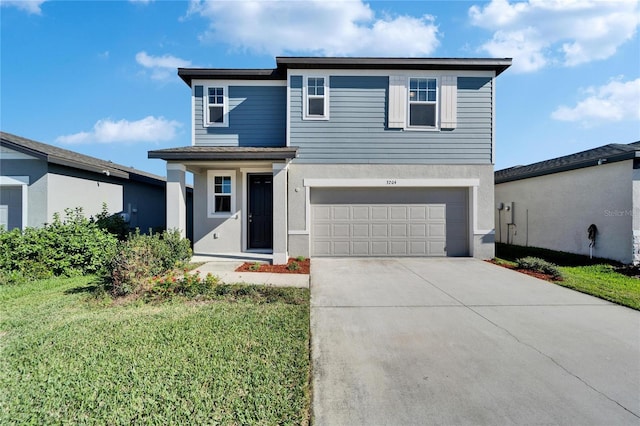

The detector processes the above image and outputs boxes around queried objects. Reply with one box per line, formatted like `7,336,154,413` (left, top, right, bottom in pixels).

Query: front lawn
0,277,311,425
496,243,640,310
558,265,640,310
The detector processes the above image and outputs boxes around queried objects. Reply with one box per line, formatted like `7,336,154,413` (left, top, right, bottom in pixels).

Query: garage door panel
314,205,331,220
352,223,369,237
333,241,350,256
409,241,427,255
313,223,331,237
333,206,350,220
352,206,369,220
352,241,369,255
371,207,388,220
333,224,350,237
313,241,331,256
428,205,446,220
390,241,408,255
372,223,388,237
390,224,408,237
371,241,389,255
409,223,426,237
311,189,468,257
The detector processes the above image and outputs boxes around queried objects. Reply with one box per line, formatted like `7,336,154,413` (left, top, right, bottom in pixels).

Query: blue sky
1,0,639,178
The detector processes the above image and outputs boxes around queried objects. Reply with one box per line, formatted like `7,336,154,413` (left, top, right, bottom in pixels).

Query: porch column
166,163,186,238
272,162,288,264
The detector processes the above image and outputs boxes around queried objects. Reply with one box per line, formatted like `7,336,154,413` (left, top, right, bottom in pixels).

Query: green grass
557,265,640,310
496,243,639,310
0,277,310,425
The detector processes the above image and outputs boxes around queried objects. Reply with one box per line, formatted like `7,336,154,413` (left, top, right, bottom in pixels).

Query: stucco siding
495,160,633,263
47,173,123,222
289,75,493,164
194,85,286,147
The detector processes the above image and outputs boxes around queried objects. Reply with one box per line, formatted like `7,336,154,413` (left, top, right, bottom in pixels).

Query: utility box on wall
504,201,514,224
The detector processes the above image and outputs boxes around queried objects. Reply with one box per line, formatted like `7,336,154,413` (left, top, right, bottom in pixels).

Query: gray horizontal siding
290,75,493,164
194,85,286,147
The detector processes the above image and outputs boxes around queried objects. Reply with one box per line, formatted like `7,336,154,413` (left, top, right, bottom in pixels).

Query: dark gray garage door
311,188,468,257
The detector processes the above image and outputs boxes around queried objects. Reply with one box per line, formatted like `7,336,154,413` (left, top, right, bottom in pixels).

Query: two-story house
149,57,511,263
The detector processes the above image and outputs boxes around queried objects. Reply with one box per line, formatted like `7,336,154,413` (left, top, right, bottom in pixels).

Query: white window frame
204,85,229,128
207,170,236,218
303,75,329,120
407,77,438,130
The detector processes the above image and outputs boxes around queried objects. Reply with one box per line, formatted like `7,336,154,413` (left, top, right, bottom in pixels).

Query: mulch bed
235,257,310,274
486,259,561,282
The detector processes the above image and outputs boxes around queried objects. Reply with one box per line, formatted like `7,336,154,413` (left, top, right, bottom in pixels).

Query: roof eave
48,156,130,179
148,150,298,162
495,151,638,184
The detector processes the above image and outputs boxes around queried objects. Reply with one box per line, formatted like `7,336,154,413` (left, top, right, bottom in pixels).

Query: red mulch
235,257,310,274
486,259,561,282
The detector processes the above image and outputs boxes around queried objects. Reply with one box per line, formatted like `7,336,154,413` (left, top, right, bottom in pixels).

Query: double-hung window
208,170,235,217
205,86,227,127
304,77,328,120
408,78,437,128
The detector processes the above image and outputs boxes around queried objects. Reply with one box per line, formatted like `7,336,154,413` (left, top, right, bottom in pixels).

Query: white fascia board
303,178,480,188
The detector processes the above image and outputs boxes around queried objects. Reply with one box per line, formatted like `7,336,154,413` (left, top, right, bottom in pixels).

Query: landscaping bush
0,208,118,282
516,256,563,279
148,270,220,299
108,230,192,296
93,203,129,240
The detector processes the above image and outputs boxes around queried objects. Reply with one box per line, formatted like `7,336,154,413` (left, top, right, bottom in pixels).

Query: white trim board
303,178,480,188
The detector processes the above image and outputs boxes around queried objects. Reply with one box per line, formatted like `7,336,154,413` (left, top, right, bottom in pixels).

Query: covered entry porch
148,146,298,264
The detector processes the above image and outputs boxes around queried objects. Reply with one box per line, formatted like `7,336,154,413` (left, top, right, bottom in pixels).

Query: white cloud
187,0,440,56
551,77,640,125
56,116,182,144
0,0,47,14
469,0,640,72
135,51,192,80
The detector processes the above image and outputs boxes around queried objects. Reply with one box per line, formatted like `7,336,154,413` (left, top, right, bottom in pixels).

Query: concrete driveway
311,258,640,425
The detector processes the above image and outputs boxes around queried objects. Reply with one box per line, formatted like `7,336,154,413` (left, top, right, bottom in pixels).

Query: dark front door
248,174,273,249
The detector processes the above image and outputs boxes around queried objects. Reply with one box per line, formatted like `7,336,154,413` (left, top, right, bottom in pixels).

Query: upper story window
408,78,437,128
205,86,228,127
304,76,329,120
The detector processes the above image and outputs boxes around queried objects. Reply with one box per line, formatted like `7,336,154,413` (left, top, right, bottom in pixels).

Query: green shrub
93,203,129,240
295,256,306,262
0,208,118,282
287,261,301,271
249,262,262,271
516,256,563,279
108,230,192,296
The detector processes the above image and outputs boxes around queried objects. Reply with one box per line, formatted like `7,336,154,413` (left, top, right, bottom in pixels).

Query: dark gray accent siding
290,75,493,164
194,85,286,147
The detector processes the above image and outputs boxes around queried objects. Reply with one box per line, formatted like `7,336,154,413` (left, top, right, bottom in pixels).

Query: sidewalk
190,256,309,289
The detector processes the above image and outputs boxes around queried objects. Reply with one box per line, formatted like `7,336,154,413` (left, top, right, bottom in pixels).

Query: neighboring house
149,57,511,263
0,132,192,238
495,141,640,264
